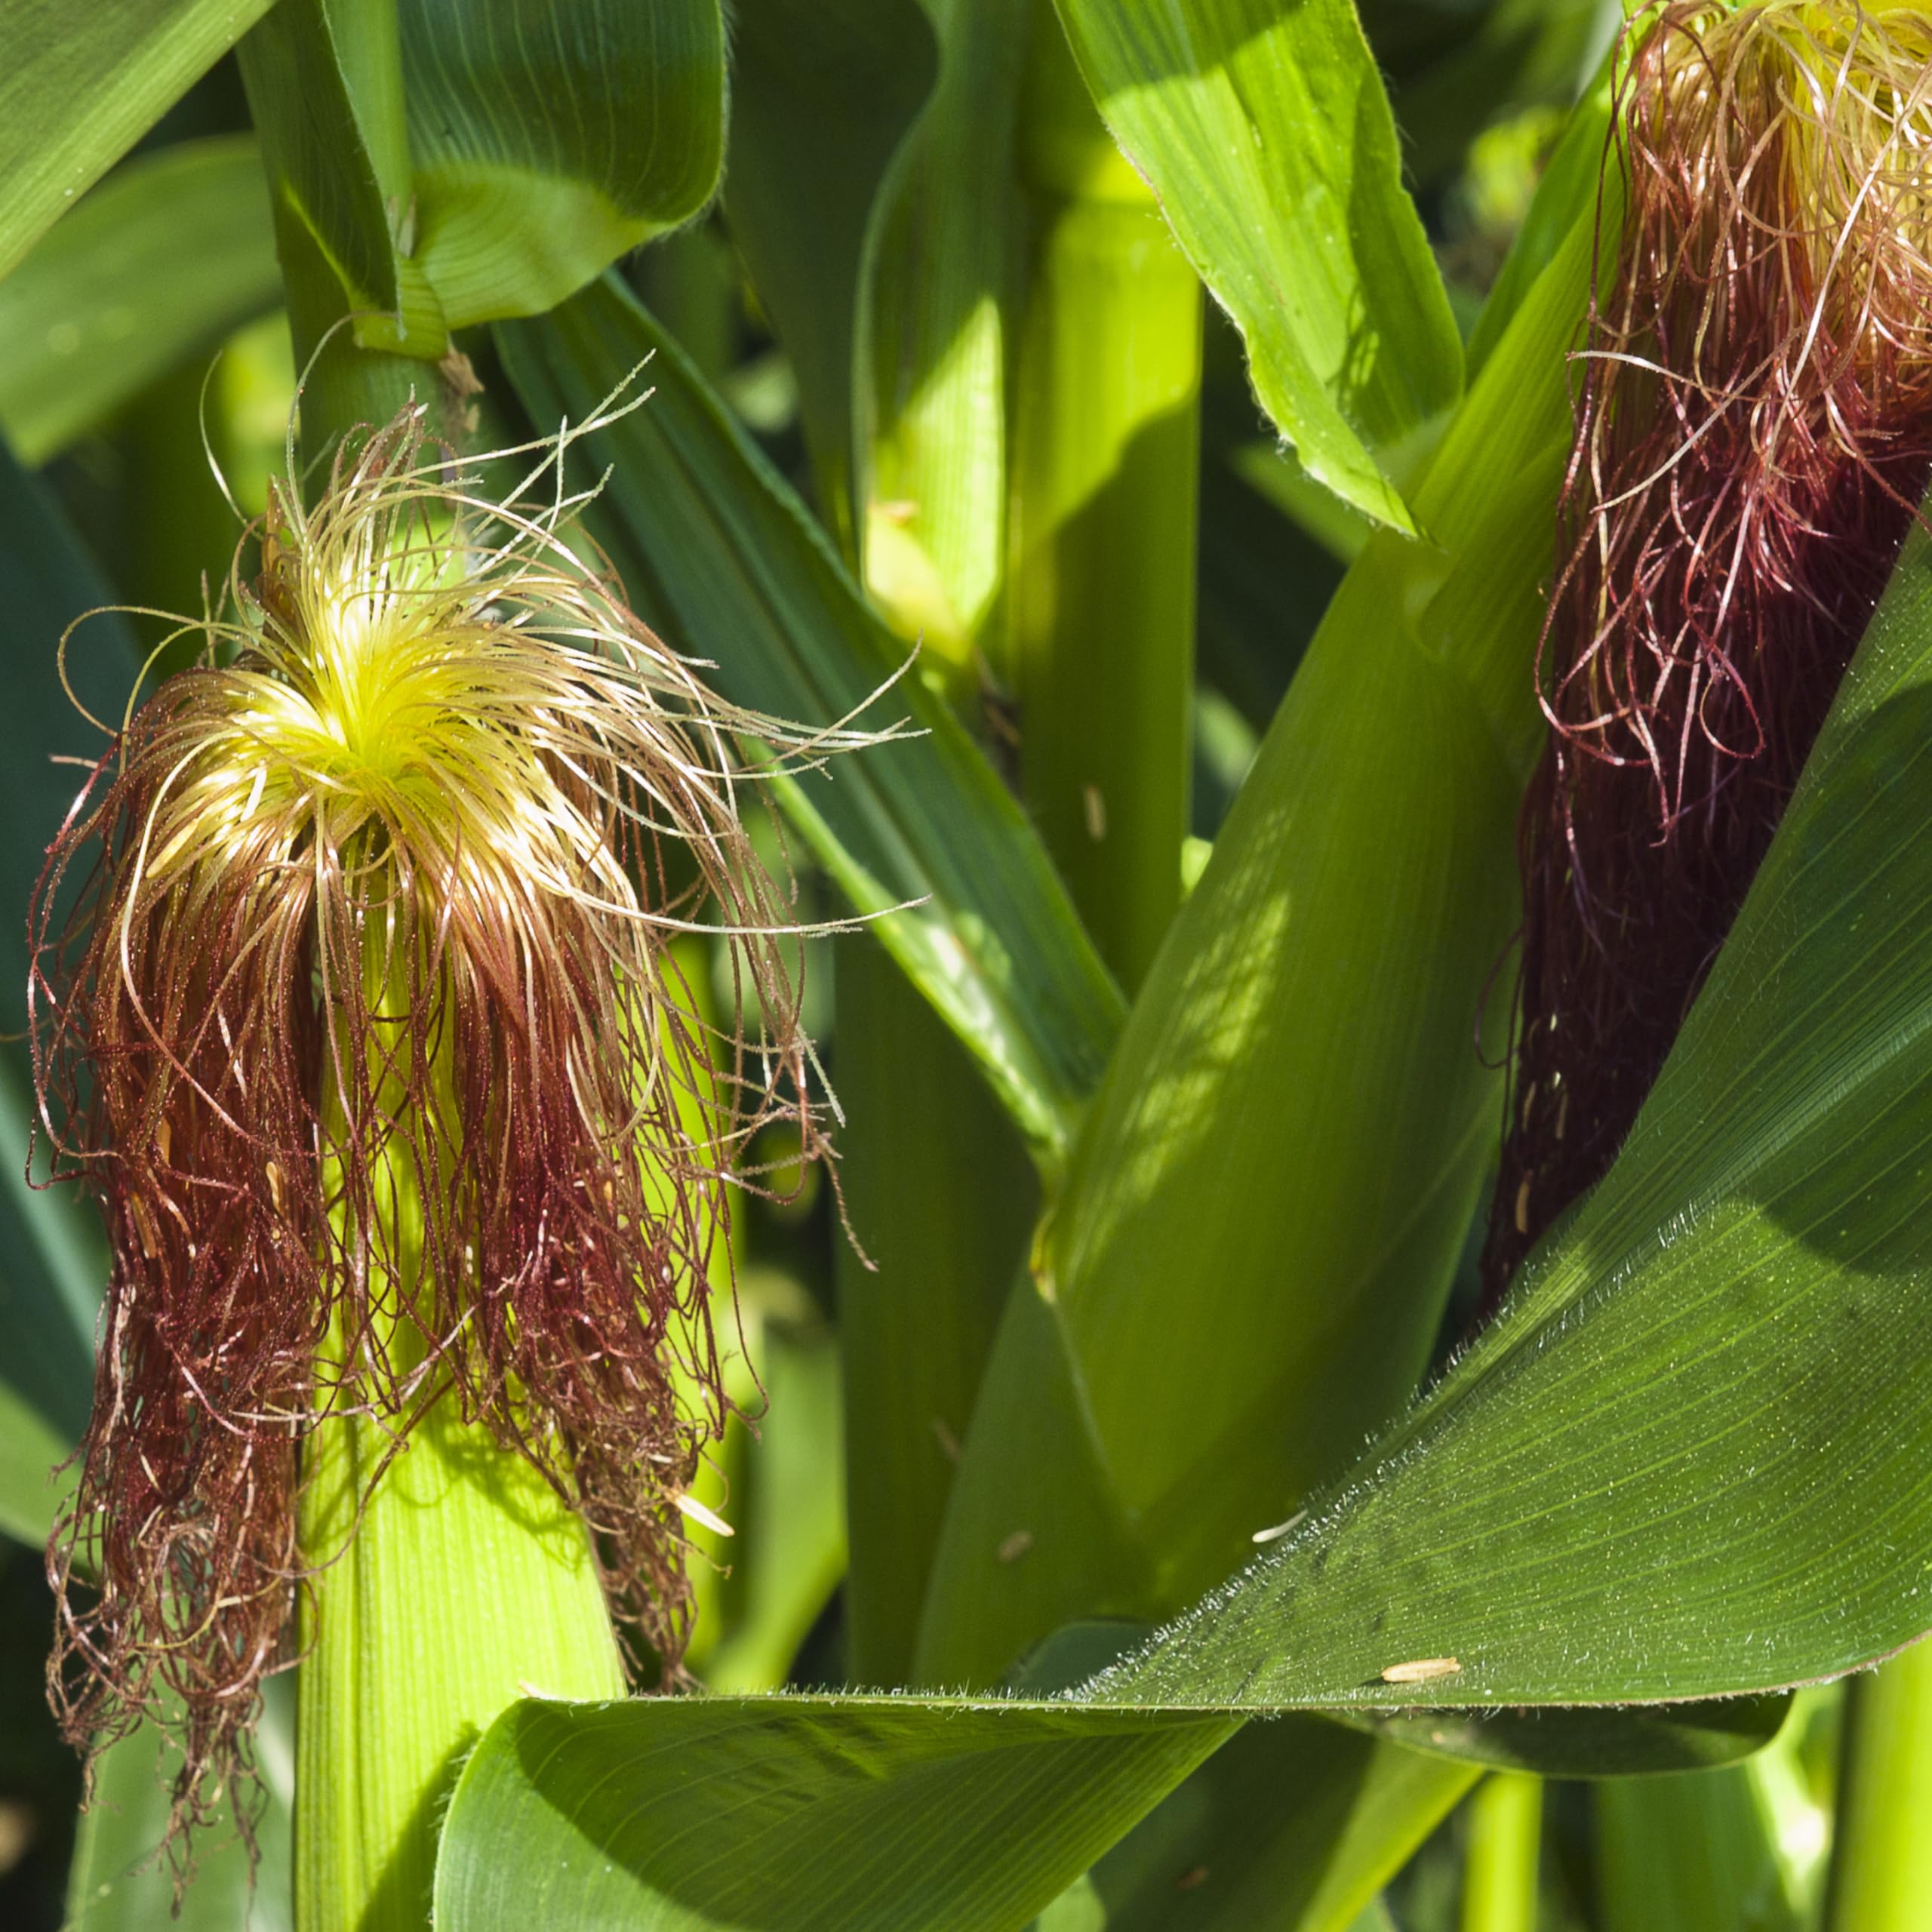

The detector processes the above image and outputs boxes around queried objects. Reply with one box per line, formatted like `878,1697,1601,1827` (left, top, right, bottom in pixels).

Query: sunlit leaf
1051,0,1463,532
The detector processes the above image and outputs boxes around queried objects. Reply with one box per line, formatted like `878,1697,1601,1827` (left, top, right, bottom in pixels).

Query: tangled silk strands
31,397,883,1847
1484,0,1932,1297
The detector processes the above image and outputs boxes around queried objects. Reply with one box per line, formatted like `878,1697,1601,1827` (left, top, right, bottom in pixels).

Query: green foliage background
0,0,1921,1927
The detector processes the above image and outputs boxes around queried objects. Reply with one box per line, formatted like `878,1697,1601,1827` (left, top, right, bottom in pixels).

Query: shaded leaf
433,1679,1784,1932
723,0,937,549
435,1696,1233,1931
0,137,278,466
65,1681,294,1930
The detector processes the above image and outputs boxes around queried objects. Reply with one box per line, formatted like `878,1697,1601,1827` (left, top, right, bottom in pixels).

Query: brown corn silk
32,404,856,1847
1484,0,1932,1296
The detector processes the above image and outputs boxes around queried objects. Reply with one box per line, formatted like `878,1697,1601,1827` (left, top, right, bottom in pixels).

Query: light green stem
836,936,1035,1686
1826,1647,1932,1931
1004,17,1201,993
1460,1774,1540,1932
295,937,623,1932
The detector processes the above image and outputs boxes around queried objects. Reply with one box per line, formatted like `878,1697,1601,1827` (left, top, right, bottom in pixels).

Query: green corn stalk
1004,11,1201,992
1826,1647,1932,1931
1460,1775,1541,1932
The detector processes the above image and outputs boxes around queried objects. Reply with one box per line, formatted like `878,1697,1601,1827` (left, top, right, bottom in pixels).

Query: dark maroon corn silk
29,405,838,1859
1484,1,1932,1298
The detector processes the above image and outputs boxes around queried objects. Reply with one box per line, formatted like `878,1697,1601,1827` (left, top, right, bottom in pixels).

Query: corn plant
0,2,1927,1929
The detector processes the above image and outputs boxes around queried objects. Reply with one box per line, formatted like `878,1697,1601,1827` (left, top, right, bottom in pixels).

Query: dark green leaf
837,942,1037,1686
0,0,274,284
497,278,1125,1168
0,449,126,1543
1354,1698,1795,1779
0,137,278,465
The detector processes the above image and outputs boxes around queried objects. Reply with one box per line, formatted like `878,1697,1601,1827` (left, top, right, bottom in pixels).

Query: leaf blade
0,0,274,285
1051,0,1463,532
0,137,279,465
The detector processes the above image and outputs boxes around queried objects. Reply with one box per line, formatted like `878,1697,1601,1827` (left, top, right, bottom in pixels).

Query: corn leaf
0,137,278,465
497,277,1125,1169
399,0,726,326
835,942,1037,1684
1598,1767,1802,1932
1088,497,1932,1718
857,0,1029,656
431,467,1932,1926
913,92,1603,1704
697,1309,848,1694
238,0,418,337
436,1698,1235,1930
0,0,273,285
1050,0,1462,534
433,1687,1782,1932
242,0,726,368
0,451,123,1547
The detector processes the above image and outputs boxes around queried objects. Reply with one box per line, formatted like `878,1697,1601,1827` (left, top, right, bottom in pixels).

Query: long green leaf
436,1697,1235,1930
1065,1719,1477,1932
1050,0,1462,533
0,137,278,466
1084,489,1932,1715
836,941,1037,1685
0,0,274,285
497,278,1125,1169
1598,1766,1800,1932
857,0,1028,657
65,1682,294,1931
697,1305,849,1694
914,90,1604,1700
433,1686,1780,1932
0,448,130,1545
